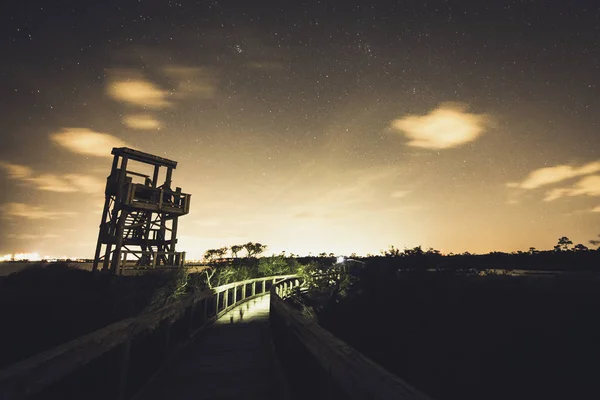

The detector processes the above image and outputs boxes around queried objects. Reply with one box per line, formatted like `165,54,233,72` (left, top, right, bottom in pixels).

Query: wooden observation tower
92,147,191,274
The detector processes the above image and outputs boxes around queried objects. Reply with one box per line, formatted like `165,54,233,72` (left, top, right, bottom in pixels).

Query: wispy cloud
390,190,411,199
50,128,128,157
391,103,490,149
0,162,33,179
543,175,600,201
106,69,170,109
163,66,217,99
6,233,59,240
123,114,162,130
1,203,76,219
0,161,104,193
507,161,600,189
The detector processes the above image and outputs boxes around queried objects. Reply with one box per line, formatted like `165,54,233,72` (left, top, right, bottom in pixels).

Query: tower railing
124,183,190,215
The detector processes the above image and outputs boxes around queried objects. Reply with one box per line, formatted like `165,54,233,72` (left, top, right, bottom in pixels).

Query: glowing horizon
1,3,599,259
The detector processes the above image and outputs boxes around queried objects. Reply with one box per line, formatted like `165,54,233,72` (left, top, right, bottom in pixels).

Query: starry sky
1,1,599,259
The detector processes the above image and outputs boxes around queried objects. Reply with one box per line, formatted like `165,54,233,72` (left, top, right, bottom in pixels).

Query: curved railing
0,274,294,400
270,276,433,400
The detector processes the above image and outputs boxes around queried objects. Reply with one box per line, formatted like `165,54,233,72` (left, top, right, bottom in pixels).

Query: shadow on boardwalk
137,295,287,400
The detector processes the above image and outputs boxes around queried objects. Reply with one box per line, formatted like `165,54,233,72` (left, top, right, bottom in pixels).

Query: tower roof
111,147,178,168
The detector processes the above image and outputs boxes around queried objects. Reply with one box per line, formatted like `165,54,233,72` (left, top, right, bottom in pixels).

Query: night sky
1,1,599,259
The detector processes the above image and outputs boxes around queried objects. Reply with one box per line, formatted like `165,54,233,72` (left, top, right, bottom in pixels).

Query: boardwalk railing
270,276,433,400
0,274,294,400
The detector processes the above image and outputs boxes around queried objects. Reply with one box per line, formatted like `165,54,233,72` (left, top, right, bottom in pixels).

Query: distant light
13,252,42,261
336,256,346,264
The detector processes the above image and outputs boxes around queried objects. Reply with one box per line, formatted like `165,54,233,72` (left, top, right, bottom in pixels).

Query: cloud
106,69,170,109
391,103,490,149
1,203,76,219
163,66,216,99
0,161,104,194
50,128,128,157
64,174,105,193
592,205,600,213
508,161,600,190
27,174,78,192
123,114,162,130
6,233,59,240
390,190,411,199
543,175,600,201
0,161,33,179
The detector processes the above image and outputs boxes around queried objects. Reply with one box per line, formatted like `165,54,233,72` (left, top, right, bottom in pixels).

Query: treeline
371,238,600,272
199,242,335,288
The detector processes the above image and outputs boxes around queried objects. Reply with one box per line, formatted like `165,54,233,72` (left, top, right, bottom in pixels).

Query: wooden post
261,280,265,294
111,210,129,273
215,292,220,314
169,216,178,265
232,285,237,305
223,289,228,310
242,283,247,300
152,165,159,187
117,337,132,400
252,281,256,296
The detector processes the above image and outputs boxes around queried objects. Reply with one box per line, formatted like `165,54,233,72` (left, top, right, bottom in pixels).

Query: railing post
117,337,132,400
223,289,228,310
232,285,237,305
242,283,247,300
215,292,220,314
261,279,265,294
252,281,256,296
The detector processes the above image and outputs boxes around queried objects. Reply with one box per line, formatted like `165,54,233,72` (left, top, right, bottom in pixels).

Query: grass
0,263,180,369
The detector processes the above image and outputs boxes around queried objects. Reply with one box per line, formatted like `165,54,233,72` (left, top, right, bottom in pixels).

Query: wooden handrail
0,274,292,400
270,277,433,400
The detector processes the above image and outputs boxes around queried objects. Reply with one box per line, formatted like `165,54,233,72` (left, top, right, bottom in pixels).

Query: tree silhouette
528,247,539,255
243,242,267,257
558,237,573,251
382,245,402,257
230,245,243,258
405,246,425,257
574,243,589,252
214,247,228,259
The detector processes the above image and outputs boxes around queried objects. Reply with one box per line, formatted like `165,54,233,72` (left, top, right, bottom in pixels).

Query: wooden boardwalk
137,294,287,400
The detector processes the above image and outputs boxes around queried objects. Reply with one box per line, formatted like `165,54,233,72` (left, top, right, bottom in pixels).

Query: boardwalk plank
137,295,283,400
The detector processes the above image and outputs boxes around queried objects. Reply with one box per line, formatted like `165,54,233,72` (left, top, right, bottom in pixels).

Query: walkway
137,294,286,400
